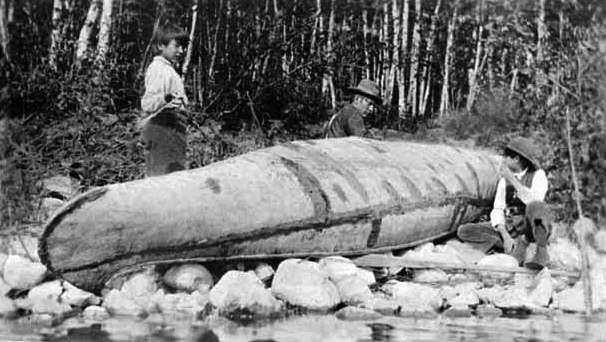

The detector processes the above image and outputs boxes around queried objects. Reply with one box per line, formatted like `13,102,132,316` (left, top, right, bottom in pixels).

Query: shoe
525,245,550,270
510,236,529,266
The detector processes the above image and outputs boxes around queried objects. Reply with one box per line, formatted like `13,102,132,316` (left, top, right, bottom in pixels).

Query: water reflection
0,313,604,342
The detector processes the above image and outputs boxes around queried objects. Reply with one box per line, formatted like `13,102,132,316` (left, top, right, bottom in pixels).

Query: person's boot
525,245,550,270
510,236,529,266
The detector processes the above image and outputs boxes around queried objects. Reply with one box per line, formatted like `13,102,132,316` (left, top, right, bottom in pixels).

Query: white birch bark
322,0,335,109
182,0,198,78
49,0,63,69
75,0,101,64
385,0,400,106
362,8,369,79
407,0,421,117
94,0,114,66
381,1,389,94
466,0,483,111
398,0,409,117
419,0,441,116
309,0,321,56
0,0,9,62
439,0,457,117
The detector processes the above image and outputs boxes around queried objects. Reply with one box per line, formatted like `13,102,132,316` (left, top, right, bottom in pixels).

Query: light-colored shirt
141,56,188,115
489,168,548,227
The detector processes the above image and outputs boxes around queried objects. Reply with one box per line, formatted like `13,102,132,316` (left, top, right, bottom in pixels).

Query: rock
527,268,553,307
210,271,282,317
445,239,487,264
27,280,72,315
491,286,529,310
476,285,505,304
319,256,358,282
0,295,16,317
548,238,582,271
413,269,449,283
121,269,160,299
31,313,63,327
553,285,585,312
398,305,439,318
439,285,458,306
254,263,275,283
155,291,210,318
449,291,480,308
334,275,373,306
0,277,9,296
401,243,465,266
475,304,502,317
355,268,376,285
443,306,473,318
573,217,597,239
449,273,479,284
102,289,146,317
3,255,46,290
38,197,65,220
382,281,441,311
62,282,100,307
477,254,519,284
335,306,381,320
593,230,606,253
82,306,110,321
271,259,340,311
362,293,400,315
41,175,78,200
163,264,214,293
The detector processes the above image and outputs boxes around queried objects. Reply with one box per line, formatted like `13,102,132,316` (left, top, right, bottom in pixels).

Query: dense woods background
0,0,604,232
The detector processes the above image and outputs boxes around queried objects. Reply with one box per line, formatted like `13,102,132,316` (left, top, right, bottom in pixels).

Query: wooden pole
565,107,593,316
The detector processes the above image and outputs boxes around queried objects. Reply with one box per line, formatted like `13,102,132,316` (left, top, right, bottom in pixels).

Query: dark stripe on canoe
367,218,382,247
279,156,330,219
399,175,424,201
431,177,449,195
454,174,472,194
332,183,348,203
465,161,482,196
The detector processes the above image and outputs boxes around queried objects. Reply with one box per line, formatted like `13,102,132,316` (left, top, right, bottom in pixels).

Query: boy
457,137,552,269
140,26,189,177
326,79,381,138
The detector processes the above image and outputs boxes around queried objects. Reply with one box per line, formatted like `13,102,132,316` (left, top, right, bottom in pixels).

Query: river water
1,313,604,342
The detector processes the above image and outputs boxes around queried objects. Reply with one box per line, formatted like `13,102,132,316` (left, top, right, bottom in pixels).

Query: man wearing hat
325,79,381,138
457,137,552,269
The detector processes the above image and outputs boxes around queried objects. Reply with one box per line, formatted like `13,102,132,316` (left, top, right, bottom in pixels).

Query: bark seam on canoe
278,156,331,219
367,218,382,247
39,187,109,274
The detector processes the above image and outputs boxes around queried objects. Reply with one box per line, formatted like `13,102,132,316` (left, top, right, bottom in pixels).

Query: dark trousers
140,109,187,177
457,201,552,253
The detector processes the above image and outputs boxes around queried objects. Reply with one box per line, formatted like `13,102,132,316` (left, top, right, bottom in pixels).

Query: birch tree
94,0,114,66
439,0,458,117
466,0,484,111
75,0,101,65
398,0,409,118
322,0,336,109
384,0,400,106
0,0,9,63
419,0,441,116
49,0,63,69
182,0,199,78
407,0,421,117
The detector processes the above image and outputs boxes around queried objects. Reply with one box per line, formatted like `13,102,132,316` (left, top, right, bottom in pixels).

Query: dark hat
347,79,382,103
505,137,540,169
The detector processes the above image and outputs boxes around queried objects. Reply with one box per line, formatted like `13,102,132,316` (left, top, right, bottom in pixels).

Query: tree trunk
182,0,198,78
0,0,9,63
75,0,101,65
385,0,400,107
537,0,546,64
398,0,409,118
322,0,335,109
362,8,369,79
439,0,457,117
419,0,441,116
381,1,389,95
94,0,114,67
208,0,223,85
466,0,483,111
49,0,63,69
407,0,421,117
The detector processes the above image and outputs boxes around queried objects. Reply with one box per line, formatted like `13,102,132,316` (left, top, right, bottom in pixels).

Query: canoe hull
40,137,500,293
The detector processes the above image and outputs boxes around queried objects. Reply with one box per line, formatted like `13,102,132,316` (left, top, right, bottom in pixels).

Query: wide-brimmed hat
347,79,381,103
505,137,540,169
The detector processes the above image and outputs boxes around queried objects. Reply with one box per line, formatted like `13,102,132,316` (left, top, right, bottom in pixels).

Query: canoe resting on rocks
39,137,501,293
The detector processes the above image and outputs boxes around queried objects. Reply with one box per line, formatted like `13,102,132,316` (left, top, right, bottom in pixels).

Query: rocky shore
1,176,604,329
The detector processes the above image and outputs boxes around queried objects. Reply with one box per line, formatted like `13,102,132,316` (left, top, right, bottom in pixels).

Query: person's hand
164,93,184,109
502,233,516,254
499,162,515,181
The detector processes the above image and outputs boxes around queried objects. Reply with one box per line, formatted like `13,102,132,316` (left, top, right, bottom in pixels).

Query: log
40,137,501,293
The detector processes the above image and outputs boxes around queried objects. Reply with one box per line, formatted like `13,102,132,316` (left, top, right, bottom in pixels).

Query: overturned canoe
40,137,500,293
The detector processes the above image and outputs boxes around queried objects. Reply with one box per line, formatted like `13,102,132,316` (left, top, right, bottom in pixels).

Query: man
326,79,381,138
457,137,552,269
139,25,189,177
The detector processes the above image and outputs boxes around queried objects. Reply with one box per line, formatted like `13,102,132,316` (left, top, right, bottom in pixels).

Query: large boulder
319,256,358,283
413,269,449,284
209,271,282,317
121,269,160,300
154,290,210,318
63,282,100,307
334,275,373,306
163,264,214,293
27,280,72,315
445,239,487,264
552,285,585,312
477,254,519,285
38,197,65,221
400,243,465,266
271,259,340,311
548,238,582,271
491,286,529,310
82,305,110,321
362,293,401,315
40,175,79,200
102,289,146,317
382,281,442,311
3,255,47,290
355,268,376,286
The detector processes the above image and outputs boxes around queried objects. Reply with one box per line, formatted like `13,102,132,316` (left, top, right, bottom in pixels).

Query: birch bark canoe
40,138,500,293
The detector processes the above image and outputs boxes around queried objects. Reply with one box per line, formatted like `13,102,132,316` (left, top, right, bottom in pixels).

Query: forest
0,0,604,232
